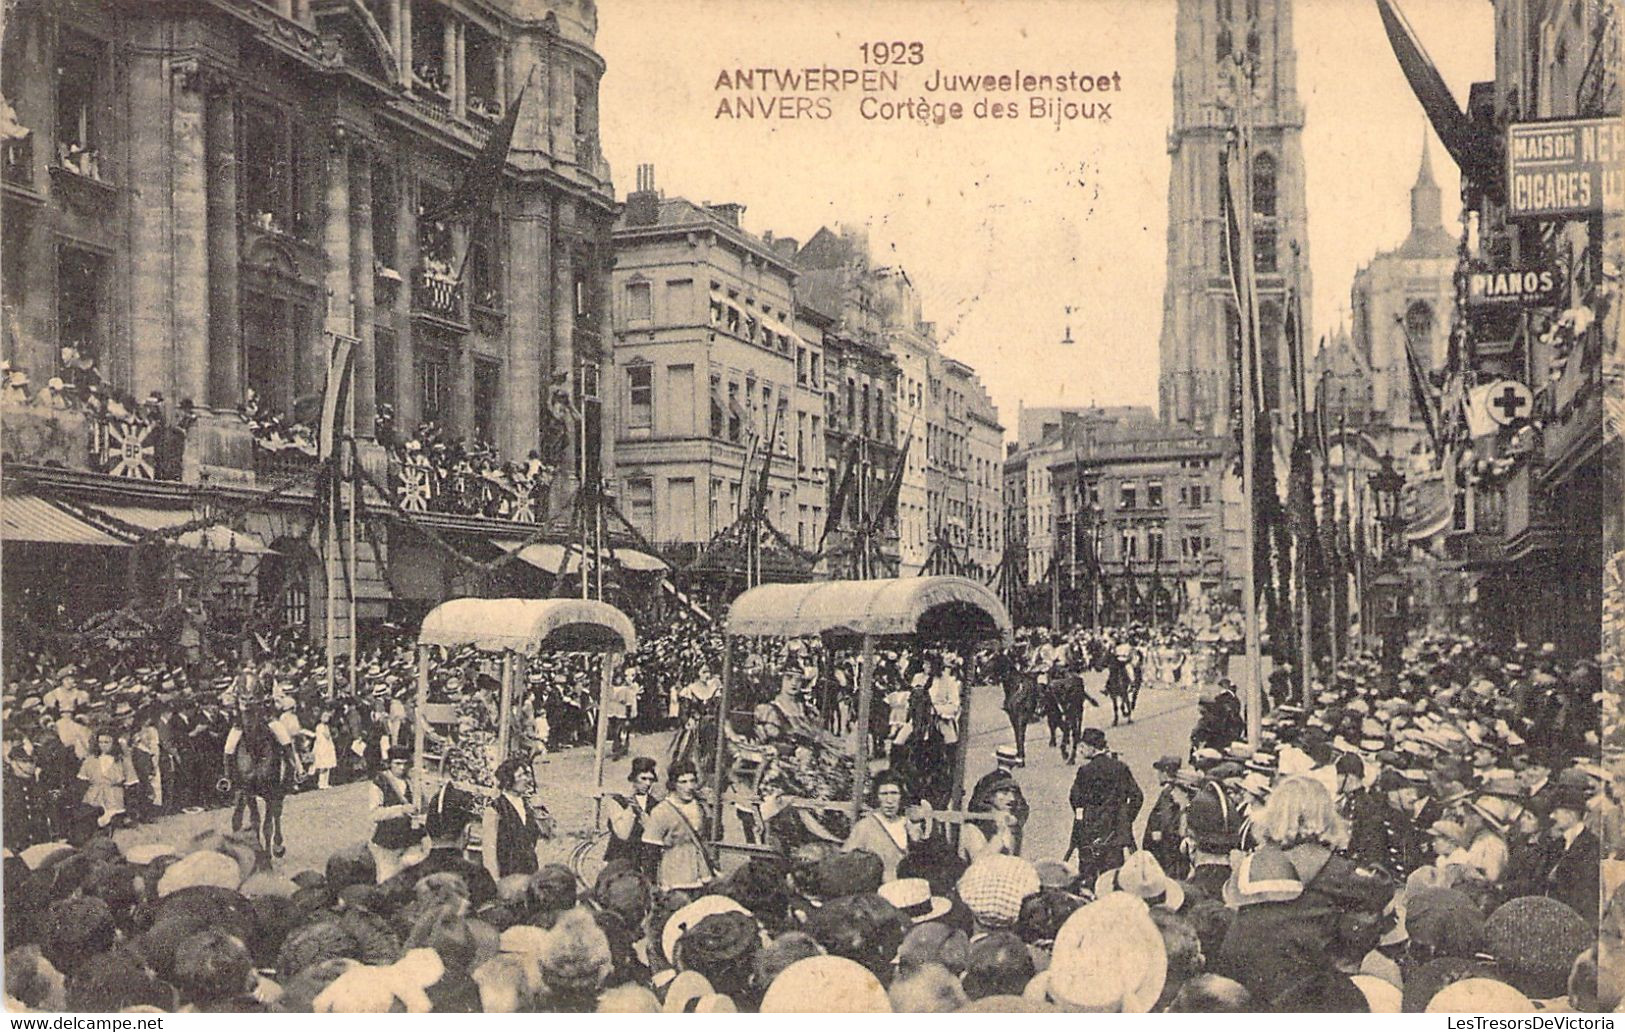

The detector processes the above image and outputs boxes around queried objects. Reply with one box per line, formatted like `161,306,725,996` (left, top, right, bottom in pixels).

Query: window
472,358,500,444
1148,528,1165,561
626,280,652,322
627,364,652,429
416,182,456,270
55,37,104,180
625,478,654,538
710,370,725,438
241,292,308,414
1252,154,1277,217
57,246,107,366
1121,530,1138,559
243,104,294,233
281,573,310,631
666,364,694,436
1147,481,1164,509
727,380,742,442
416,343,453,425
468,221,503,309
796,412,807,472
573,270,590,319
1253,226,1277,273
372,158,399,271
374,327,398,415
1120,483,1137,510
573,72,596,139
409,2,450,93
665,279,692,322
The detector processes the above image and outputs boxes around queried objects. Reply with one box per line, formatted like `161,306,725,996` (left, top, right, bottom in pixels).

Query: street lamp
1368,453,1407,674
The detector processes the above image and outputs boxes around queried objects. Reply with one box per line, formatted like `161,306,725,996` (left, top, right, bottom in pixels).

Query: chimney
705,202,745,228
625,163,659,226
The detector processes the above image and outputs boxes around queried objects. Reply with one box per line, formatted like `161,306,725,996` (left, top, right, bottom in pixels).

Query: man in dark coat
1545,785,1601,923
1181,777,1242,903
1067,727,1143,884
1142,755,1193,880
377,781,496,908
1336,754,1393,874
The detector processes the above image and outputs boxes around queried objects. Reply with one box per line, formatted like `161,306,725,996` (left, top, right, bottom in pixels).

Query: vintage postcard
0,0,1619,1017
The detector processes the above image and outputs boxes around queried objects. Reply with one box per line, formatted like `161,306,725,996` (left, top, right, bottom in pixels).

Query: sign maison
1506,118,1625,219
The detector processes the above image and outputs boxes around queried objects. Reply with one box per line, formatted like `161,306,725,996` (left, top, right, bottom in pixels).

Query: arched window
1216,25,1232,62
1252,153,1277,216
1404,300,1434,345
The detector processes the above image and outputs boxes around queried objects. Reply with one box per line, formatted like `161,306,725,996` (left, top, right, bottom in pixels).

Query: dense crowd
0,614,726,850
3,620,1617,1013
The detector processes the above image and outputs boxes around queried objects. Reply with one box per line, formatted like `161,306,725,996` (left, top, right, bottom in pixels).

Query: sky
596,0,1495,436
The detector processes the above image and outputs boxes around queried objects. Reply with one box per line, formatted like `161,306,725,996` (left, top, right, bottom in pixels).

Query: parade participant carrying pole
718,576,1012,844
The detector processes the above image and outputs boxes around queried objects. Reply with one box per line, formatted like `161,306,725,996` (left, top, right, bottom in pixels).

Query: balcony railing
387,433,555,522
0,383,187,481
412,265,465,322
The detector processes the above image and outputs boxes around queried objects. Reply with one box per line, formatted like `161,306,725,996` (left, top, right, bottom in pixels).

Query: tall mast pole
1233,50,1265,748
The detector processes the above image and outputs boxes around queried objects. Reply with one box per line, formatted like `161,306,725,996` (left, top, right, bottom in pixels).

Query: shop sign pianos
1506,117,1624,219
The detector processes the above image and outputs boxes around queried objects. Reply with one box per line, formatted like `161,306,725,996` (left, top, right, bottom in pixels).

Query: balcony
411,265,465,325
385,424,554,522
1,379,187,482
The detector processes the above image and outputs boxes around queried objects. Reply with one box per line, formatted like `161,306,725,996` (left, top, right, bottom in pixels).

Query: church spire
1411,131,1441,232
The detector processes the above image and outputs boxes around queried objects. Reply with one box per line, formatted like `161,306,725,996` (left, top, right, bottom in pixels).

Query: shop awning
1,493,128,547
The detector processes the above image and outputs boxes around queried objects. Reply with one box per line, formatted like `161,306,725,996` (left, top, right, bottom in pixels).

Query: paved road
114,680,1198,877
957,680,1200,862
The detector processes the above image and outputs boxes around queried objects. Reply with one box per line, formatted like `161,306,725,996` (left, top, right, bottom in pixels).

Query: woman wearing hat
1212,776,1392,1005
842,770,927,881
605,757,661,867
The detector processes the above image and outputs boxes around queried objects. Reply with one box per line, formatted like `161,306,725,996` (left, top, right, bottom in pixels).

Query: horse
233,715,294,858
1103,653,1136,726
1053,667,1103,764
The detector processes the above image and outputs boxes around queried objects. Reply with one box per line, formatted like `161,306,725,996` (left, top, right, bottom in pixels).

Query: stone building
1049,424,1237,627
1389,0,1619,656
794,225,902,579
606,169,825,592
1157,0,1313,436
1335,140,1458,458
0,0,616,648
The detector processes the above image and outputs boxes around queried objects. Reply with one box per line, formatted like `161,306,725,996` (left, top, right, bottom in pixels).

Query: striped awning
1,493,128,547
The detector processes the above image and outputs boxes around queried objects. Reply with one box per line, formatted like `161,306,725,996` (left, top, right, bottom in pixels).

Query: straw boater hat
1093,851,1185,912
877,878,953,924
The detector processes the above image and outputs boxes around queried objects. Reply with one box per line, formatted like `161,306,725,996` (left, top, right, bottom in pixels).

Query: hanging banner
1506,118,1625,219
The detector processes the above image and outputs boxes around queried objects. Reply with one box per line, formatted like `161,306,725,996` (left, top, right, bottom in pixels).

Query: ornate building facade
1,0,616,647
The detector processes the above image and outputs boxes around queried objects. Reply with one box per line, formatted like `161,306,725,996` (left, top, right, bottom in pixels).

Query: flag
1464,382,1500,438
1402,332,1441,455
318,332,356,462
868,433,910,531
821,438,859,545
422,81,527,227
1373,0,1499,189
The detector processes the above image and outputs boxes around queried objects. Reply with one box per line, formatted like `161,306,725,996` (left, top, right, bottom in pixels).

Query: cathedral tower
1157,0,1312,434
